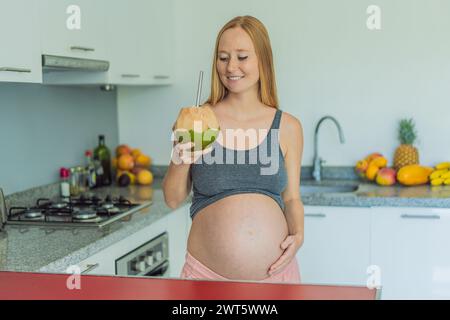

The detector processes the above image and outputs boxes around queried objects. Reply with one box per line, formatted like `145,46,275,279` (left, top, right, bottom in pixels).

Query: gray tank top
189,109,288,220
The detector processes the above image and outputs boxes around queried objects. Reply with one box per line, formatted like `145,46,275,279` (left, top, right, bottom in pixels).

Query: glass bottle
93,135,112,186
85,150,97,189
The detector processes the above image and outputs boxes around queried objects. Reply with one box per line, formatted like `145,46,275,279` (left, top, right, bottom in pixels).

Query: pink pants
180,251,301,284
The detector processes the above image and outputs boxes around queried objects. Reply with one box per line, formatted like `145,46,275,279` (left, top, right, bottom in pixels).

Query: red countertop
0,272,378,300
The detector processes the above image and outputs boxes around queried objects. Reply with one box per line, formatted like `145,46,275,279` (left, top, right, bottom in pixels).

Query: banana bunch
429,162,450,186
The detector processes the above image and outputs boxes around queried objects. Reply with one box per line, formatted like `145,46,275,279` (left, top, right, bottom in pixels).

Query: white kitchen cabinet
166,204,190,278
296,206,371,286
105,0,174,85
371,207,450,299
104,1,145,85
39,0,107,60
77,244,117,276
41,0,174,86
76,205,189,278
0,0,42,83
76,211,168,276
142,0,174,85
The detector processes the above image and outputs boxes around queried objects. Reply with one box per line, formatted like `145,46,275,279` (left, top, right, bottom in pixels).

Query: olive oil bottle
93,135,112,186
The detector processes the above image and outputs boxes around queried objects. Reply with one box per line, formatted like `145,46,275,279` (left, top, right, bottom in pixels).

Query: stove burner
102,203,115,210
97,203,121,215
24,210,43,219
7,194,141,227
108,207,120,214
51,202,68,209
73,209,98,220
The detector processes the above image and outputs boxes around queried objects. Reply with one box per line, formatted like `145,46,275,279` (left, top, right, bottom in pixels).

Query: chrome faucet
312,116,346,181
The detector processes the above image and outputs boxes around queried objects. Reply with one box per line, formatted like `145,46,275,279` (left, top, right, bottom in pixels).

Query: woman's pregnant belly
187,193,289,280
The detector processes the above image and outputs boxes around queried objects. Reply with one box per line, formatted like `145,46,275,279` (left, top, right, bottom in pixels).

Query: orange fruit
136,154,152,167
131,148,142,159
116,144,131,157
118,154,134,171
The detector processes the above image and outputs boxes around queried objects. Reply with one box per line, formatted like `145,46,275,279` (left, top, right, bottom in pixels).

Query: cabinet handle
121,74,141,78
305,213,326,218
81,263,99,274
401,214,440,220
0,67,31,73
70,46,95,52
153,75,170,79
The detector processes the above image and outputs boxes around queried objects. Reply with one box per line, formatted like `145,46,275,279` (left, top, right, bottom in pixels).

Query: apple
376,168,397,186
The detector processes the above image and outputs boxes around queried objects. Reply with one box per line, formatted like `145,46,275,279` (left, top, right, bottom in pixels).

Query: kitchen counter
0,271,378,300
0,179,190,273
301,179,450,208
1,176,449,274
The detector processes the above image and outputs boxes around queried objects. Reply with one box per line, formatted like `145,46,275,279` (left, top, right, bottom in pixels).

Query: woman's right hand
171,141,213,165
171,124,213,165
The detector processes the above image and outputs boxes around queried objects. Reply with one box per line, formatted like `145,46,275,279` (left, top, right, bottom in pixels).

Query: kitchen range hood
42,54,109,72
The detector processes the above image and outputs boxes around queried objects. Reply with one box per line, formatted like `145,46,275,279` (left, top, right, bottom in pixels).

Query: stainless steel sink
300,184,359,195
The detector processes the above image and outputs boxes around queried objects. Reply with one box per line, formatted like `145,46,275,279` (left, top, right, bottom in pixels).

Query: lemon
137,170,153,185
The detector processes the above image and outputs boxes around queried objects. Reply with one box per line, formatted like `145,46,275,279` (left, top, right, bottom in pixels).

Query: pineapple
393,118,419,171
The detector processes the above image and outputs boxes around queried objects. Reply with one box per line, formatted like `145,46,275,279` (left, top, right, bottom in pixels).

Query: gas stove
6,194,152,229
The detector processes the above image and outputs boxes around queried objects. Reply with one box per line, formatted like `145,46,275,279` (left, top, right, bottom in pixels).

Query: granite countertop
0,179,191,273
300,179,450,208
1,173,450,273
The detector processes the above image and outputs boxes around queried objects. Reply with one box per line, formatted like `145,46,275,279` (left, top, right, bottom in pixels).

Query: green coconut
174,106,220,151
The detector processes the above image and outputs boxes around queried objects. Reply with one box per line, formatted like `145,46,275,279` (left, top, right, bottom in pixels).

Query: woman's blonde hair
205,16,279,109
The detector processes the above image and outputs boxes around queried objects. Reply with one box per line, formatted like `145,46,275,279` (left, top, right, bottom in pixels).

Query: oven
115,232,170,277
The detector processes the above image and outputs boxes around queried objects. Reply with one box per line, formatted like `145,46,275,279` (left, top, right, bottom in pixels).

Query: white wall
0,83,117,195
118,0,450,167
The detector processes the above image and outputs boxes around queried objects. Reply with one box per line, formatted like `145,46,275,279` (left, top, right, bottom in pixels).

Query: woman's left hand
267,233,303,276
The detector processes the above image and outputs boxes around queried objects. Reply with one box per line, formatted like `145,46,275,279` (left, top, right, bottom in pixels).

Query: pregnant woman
162,16,304,283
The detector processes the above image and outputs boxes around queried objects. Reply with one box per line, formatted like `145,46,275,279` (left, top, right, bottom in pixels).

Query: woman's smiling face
217,27,260,94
